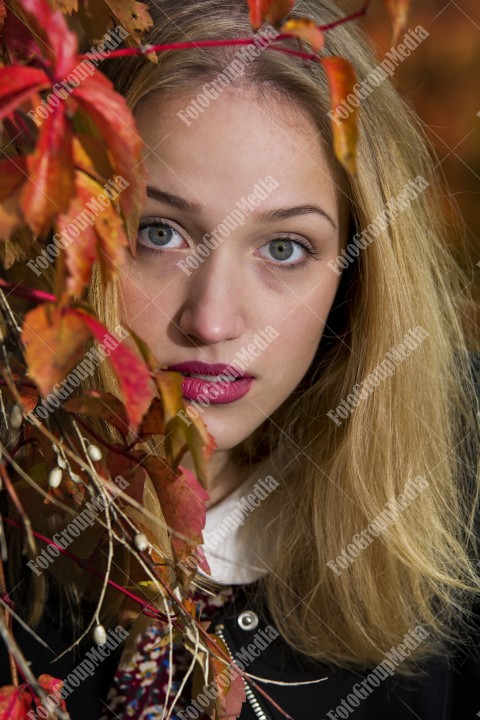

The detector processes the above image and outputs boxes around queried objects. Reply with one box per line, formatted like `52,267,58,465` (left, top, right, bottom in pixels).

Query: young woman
2,0,480,718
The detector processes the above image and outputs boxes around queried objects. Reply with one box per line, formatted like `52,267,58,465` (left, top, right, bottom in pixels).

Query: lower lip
180,375,254,404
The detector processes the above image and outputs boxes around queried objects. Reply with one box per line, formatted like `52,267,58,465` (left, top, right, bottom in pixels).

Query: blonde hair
12,0,480,672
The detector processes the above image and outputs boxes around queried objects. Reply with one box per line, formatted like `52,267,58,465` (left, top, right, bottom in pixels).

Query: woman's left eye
137,220,185,250
258,238,318,266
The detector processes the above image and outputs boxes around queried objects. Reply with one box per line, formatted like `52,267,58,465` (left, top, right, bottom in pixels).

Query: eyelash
136,217,323,269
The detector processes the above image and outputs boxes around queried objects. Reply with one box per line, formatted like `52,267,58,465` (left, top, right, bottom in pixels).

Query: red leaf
280,18,324,52
37,675,67,712
0,685,33,718
209,635,246,718
0,66,49,120
143,460,210,576
322,56,358,177
72,73,147,250
137,396,165,438
72,310,154,431
21,105,75,234
14,0,78,77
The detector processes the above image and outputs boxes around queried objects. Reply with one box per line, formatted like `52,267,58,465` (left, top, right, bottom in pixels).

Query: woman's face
120,84,346,453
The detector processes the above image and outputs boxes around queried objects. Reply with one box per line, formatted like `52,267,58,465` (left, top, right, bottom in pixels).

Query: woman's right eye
137,219,186,251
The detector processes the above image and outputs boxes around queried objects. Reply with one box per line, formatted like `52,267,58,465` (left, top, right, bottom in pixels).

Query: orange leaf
104,0,153,46
0,685,33,718
65,390,130,440
73,310,154,431
322,56,358,177
382,0,412,44
280,17,324,52
0,156,28,239
22,303,91,398
72,72,147,250
248,0,294,30
21,106,75,235
56,171,128,297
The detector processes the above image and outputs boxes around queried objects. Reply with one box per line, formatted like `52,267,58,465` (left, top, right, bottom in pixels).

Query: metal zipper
214,622,272,720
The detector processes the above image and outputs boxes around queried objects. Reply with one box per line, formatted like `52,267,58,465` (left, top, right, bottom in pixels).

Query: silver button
237,610,259,631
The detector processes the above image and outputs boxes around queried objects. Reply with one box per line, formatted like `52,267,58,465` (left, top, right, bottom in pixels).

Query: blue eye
258,238,319,266
137,220,185,250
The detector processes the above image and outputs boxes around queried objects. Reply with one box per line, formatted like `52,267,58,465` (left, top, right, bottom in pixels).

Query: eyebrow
146,186,337,231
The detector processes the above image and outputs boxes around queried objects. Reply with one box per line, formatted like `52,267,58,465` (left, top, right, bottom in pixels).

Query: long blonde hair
19,0,480,671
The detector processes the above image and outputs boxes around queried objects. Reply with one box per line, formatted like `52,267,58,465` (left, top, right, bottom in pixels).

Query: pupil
148,224,172,246
270,239,293,260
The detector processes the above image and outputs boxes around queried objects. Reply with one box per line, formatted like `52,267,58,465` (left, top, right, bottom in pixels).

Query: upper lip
166,361,254,378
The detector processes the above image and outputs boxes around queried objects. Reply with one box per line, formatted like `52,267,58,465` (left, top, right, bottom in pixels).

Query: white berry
93,624,107,646
87,444,102,462
133,533,149,552
48,467,62,488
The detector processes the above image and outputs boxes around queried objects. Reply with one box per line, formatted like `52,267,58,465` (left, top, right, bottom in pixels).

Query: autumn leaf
72,72,147,250
104,0,153,46
280,17,325,52
12,0,78,77
382,0,412,44
37,675,67,712
56,170,128,296
22,302,91,398
322,56,358,177
21,105,75,235
137,396,165,438
248,0,294,30
73,309,154,431
0,156,28,240
142,459,210,582
0,685,33,717
65,390,130,440
0,66,50,119
208,634,246,719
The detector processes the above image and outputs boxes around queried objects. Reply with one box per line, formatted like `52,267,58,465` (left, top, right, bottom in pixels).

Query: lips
166,361,254,404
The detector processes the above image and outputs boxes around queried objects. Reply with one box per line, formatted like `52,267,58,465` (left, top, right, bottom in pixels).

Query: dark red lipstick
167,361,254,404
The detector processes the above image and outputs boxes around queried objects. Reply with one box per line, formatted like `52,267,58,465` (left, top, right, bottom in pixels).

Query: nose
177,247,246,345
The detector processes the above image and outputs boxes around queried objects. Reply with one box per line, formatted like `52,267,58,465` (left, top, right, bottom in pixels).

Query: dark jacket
1,577,479,719
2,352,479,719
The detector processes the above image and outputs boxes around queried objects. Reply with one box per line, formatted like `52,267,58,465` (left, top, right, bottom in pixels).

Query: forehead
133,84,344,218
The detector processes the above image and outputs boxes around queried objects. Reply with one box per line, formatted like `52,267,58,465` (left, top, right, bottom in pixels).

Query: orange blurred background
360,0,480,300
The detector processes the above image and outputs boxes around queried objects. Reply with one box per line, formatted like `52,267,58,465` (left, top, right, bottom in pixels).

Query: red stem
0,280,55,304
3,517,180,627
76,1,372,63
